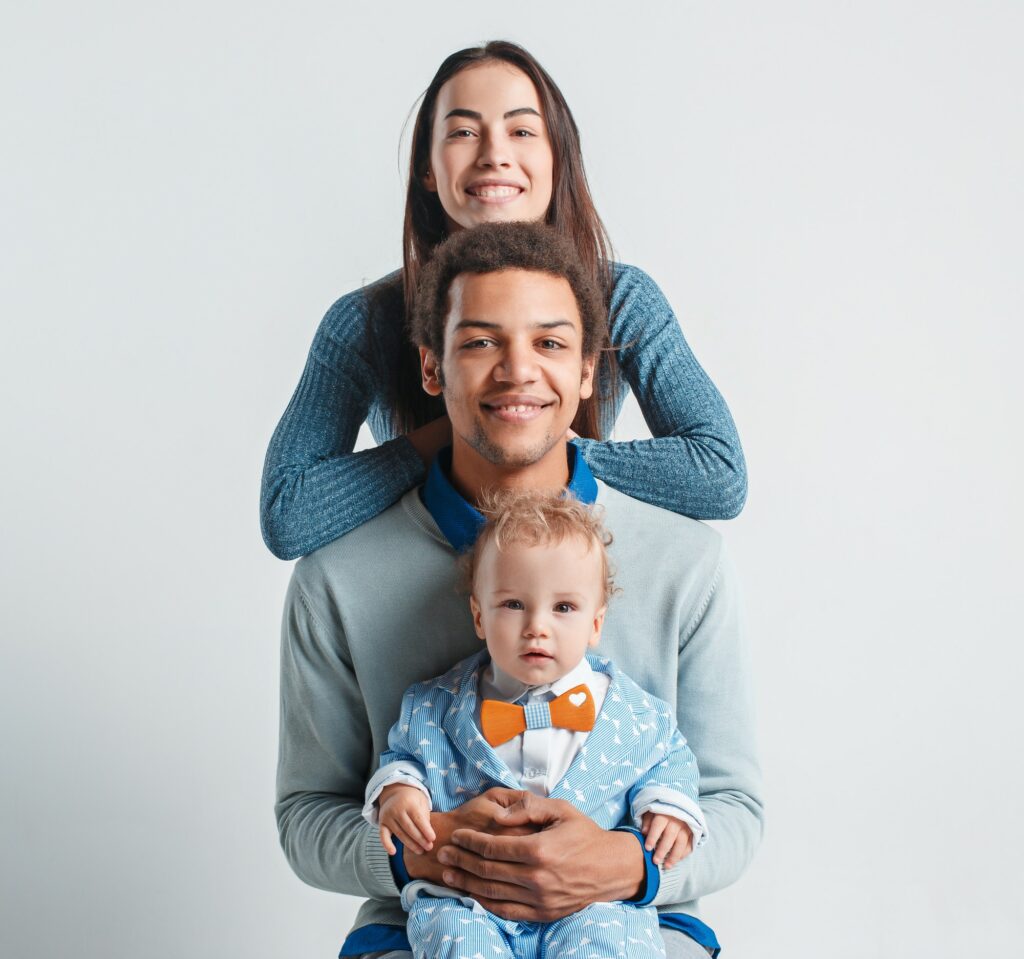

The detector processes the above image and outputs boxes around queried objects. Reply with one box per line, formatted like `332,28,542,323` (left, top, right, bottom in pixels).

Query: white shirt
476,656,609,798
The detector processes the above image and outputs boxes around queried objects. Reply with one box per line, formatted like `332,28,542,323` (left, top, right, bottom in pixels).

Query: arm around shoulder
260,288,426,559
575,264,747,521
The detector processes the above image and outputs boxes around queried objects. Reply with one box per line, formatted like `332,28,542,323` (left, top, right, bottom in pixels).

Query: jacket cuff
613,826,659,906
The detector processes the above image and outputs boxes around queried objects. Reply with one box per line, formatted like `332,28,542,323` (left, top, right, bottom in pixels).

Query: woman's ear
420,346,443,396
469,596,486,640
423,168,437,193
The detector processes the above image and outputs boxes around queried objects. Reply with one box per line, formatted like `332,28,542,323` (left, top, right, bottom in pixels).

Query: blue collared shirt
420,444,599,552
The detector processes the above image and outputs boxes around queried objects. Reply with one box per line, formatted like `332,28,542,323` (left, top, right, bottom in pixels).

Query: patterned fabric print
407,895,666,959
376,650,702,830
523,700,552,730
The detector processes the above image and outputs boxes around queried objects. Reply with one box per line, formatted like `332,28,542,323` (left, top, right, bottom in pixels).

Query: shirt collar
421,444,598,552
482,654,597,704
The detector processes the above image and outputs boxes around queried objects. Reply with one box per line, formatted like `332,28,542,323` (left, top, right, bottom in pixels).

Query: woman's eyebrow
443,107,542,121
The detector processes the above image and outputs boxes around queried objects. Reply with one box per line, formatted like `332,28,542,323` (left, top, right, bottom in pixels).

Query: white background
2,2,1021,957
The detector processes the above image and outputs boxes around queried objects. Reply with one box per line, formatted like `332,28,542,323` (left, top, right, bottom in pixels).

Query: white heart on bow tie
569,692,587,708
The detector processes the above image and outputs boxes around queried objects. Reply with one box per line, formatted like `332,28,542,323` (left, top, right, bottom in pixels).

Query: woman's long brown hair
385,41,616,438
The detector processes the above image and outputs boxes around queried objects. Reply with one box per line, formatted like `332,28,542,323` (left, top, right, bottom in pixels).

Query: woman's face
425,61,555,232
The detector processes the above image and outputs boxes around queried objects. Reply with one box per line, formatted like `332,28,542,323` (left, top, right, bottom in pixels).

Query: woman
261,41,747,560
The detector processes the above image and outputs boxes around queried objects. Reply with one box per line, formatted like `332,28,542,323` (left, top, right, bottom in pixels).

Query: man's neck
448,438,571,506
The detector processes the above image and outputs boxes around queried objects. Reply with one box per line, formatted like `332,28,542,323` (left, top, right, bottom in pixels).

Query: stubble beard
468,421,560,469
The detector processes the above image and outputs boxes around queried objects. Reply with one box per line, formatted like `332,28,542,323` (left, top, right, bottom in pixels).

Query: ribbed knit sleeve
572,265,748,520
260,286,425,560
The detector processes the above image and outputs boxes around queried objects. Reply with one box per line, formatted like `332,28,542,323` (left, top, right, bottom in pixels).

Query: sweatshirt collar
421,444,598,552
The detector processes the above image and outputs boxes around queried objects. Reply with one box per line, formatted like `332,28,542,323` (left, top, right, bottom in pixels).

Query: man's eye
539,339,564,350
463,338,495,349
553,603,575,613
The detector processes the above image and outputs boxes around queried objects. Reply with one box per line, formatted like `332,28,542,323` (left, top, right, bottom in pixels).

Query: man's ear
469,595,486,640
579,355,597,401
588,605,607,648
420,346,444,397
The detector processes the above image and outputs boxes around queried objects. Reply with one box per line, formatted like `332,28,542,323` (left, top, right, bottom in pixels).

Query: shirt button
524,767,541,779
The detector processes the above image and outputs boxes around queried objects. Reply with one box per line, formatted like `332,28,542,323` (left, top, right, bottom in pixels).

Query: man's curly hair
410,221,608,361
462,488,617,605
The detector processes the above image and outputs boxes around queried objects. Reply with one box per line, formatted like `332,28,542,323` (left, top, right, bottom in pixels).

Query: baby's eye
553,602,575,613
502,599,525,610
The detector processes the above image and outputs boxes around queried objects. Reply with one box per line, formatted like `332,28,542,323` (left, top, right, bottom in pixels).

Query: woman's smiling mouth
465,180,525,203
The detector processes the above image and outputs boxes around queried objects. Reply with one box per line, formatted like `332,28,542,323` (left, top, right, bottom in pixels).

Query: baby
363,490,707,959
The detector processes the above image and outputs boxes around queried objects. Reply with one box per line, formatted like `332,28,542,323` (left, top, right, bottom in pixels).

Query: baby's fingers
411,806,436,846
643,814,668,853
653,821,682,866
396,810,433,854
662,826,695,869
379,825,397,856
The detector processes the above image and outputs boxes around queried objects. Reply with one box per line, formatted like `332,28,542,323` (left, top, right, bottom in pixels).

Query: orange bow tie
481,683,596,747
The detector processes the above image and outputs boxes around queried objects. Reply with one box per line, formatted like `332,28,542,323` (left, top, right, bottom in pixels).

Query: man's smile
481,394,554,424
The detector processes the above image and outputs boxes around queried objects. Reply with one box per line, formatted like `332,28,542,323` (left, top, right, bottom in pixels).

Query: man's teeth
496,405,536,412
471,186,520,197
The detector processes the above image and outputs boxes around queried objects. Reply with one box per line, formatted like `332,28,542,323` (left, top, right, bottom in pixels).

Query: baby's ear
469,596,486,640
589,606,607,647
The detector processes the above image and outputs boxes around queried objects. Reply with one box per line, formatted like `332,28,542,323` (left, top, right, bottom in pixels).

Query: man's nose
494,341,539,383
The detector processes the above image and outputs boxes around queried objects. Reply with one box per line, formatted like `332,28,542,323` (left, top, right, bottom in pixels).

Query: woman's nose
476,129,512,169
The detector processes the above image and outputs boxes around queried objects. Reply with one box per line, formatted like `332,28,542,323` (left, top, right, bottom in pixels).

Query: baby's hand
377,783,436,856
640,811,694,869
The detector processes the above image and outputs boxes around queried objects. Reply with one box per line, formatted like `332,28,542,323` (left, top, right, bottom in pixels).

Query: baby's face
470,535,607,687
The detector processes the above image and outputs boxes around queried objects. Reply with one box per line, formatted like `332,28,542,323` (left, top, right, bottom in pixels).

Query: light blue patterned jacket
372,650,705,833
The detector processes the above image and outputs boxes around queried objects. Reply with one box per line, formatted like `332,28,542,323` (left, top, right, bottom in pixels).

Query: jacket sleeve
572,265,747,521
653,541,765,906
260,291,425,560
626,723,708,846
274,573,401,898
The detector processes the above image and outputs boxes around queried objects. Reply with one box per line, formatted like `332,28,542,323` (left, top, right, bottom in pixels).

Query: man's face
420,269,595,475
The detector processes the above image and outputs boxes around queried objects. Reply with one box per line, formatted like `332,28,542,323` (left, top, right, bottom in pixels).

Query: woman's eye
512,128,537,137
448,128,477,139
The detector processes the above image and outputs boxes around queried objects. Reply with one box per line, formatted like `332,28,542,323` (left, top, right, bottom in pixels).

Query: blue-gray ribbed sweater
261,264,746,559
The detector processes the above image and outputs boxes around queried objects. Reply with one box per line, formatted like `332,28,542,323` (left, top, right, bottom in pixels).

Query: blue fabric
338,922,409,956
659,913,721,957
421,444,598,552
523,700,552,730
375,651,702,830
260,263,747,559
615,826,661,906
406,895,666,959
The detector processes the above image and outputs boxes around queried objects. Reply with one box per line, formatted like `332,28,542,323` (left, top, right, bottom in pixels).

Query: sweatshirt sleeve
653,542,764,906
572,265,748,521
260,290,425,560
274,574,401,899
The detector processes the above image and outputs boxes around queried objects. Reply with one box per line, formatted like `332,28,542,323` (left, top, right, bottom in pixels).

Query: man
276,222,763,958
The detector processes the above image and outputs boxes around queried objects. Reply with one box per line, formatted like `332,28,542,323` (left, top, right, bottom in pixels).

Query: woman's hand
406,415,452,465
434,792,645,922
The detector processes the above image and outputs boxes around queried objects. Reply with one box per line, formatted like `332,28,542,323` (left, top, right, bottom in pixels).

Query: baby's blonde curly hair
462,488,617,604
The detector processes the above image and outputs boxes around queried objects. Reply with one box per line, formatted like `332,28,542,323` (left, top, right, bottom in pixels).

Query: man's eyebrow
453,319,576,331
442,107,542,121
